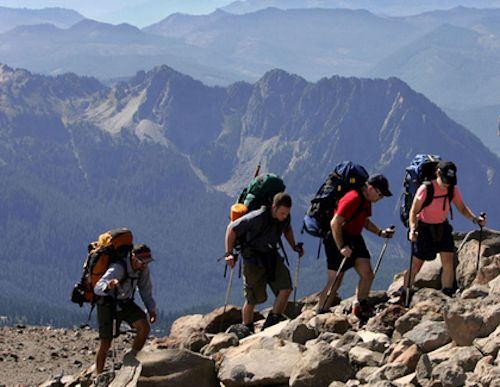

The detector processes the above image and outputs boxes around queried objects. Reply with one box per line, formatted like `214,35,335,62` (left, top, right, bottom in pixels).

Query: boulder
443,298,500,346
357,331,391,353
413,257,443,290
217,336,303,386
456,229,500,289
348,346,383,368
201,305,263,334
364,304,406,337
394,300,443,337
474,324,500,357
431,361,466,387
387,342,421,372
310,314,350,335
137,349,218,387
289,341,354,386
201,332,239,356
403,320,451,353
279,319,318,345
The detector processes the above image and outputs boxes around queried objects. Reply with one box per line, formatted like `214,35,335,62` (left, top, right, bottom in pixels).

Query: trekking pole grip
296,242,304,254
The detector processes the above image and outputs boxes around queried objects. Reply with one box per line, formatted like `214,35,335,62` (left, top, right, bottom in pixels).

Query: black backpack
399,154,453,228
303,161,369,239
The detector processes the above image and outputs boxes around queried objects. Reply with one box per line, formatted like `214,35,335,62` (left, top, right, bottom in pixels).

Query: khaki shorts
97,299,146,340
243,258,292,305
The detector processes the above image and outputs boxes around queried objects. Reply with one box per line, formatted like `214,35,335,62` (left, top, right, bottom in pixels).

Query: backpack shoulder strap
421,181,434,210
448,185,454,220
345,193,366,224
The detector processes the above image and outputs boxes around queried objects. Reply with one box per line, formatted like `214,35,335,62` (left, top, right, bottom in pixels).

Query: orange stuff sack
230,203,249,221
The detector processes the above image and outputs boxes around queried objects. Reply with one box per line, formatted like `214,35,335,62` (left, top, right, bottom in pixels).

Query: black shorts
97,299,146,340
412,221,454,261
323,232,370,272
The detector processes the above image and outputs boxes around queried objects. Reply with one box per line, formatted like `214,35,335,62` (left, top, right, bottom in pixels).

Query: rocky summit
33,228,500,386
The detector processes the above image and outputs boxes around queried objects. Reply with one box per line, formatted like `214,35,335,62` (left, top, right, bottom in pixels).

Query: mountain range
0,6,83,33
222,0,500,15
0,63,498,328
0,6,499,155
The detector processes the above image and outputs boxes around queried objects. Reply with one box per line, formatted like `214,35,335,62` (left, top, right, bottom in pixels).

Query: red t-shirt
334,190,371,235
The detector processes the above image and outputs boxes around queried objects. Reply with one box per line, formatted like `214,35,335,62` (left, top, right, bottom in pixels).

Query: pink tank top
416,180,463,224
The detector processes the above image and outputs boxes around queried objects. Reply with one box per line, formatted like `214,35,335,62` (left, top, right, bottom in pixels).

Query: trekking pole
321,254,348,311
220,254,237,332
293,243,304,305
405,249,413,308
373,225,395,276
476,212,486,272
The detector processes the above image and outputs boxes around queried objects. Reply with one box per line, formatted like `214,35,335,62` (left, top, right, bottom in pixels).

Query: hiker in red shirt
317,174,395,319
404,161,486,297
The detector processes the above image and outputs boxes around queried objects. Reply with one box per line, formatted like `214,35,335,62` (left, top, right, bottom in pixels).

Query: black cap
437,161,457,185
367,174,392,197
132,244,154,263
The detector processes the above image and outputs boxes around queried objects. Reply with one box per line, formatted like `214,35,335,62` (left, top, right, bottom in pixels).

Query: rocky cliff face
38,229,500,386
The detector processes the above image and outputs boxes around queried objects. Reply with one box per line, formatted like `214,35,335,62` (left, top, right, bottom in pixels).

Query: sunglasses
134,254,151,265
374,188,383,198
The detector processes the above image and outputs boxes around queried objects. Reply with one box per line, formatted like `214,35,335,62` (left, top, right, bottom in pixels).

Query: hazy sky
0,0,234,26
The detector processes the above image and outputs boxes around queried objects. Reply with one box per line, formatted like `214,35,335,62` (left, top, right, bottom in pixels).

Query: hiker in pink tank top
403,161,486,298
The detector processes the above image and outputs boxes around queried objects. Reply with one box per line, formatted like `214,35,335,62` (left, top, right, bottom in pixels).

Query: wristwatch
224,252,233,257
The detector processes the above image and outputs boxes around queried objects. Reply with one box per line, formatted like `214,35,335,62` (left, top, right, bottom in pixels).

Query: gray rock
279,318,318,345
448,346,483,372
416,353,433,383
201,332,239,356
474,324,500,357
355,366,379,383
348,346,383,368
367,362,411,382
183,331,210,353
444,298,500,346
289,341,354,386
137,349,218,387
364,304,406,337
413,257,443,290
226,323,252,340
218,336,303,386
431,362,466,387
460,285,490,299
394,300,443,337
403,320,451,353
333,331,362,354
357,331,391,353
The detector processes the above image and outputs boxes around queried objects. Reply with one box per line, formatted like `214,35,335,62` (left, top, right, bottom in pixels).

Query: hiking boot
262,313,285,330
353,300,374,322
398,288,413,307
351,300,361,317
245,323,255,334
442,288,455,298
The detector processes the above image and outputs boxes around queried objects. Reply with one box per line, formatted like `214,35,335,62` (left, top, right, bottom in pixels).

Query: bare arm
454,199,487,227
331,214,352,257
224,224,237,268
284,226,304,257
407,190,426,241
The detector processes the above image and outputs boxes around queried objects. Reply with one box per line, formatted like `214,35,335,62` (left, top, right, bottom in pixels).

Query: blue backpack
399,154,453,227
303,161,369,239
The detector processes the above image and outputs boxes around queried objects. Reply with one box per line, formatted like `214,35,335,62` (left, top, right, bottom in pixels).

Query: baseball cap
437,161,457,185
132,244,154,263
367,174,392,197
